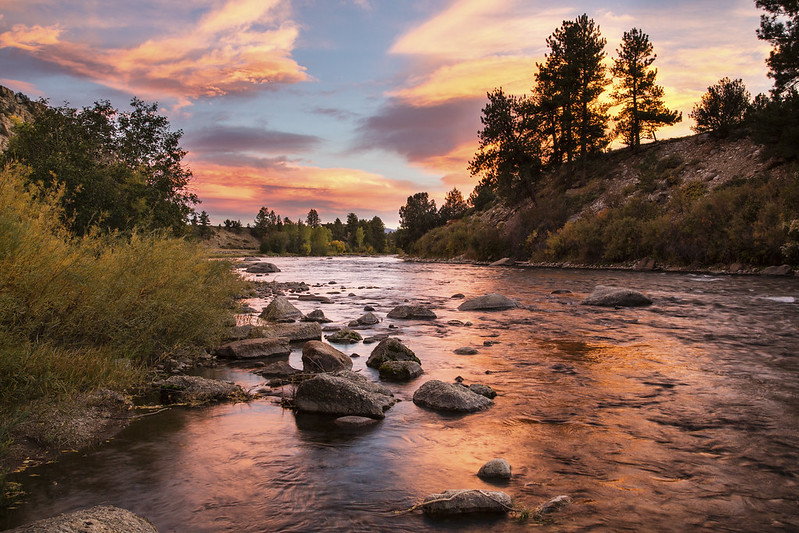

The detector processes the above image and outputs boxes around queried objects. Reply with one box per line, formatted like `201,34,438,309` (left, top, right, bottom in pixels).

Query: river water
2,256,798,532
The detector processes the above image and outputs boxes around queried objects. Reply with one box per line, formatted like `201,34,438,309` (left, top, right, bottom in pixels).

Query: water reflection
3,257,799,532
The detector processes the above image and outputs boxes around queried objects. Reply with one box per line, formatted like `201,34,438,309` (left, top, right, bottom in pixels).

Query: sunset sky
0,0,773,227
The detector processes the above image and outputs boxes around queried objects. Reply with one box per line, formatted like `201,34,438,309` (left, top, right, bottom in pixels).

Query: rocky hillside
0,85,42,151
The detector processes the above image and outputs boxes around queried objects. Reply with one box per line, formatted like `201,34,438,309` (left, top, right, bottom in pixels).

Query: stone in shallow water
421,489,512,517
214,337,291,359
366,338,420,368
260,295,304,322
477,458,512,480
412,380,493,413
378,360,423,382
580,286,652,307
7,505,159,533
457,294,519,311
454,347,479,355
386,305,437,319
294,372,395,419
301,340,353,372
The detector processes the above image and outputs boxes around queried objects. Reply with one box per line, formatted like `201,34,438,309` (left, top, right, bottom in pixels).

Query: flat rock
454,347,478,355
386,305,437,319
8,505,158,533
421,489,512,517
154,375,242,404
581,285,652,307
326,328,363,344
214,337,291,359
457,294,519,311
477,458,512,480
255,361,301,378
762,264,794,276
536,495,572,515
378,360,424,382
245,262,281,274
334,415,380,428
294,373,395,419
412,380,493,413
366,338,420,368
297,294,334,304
259,322,322,342
489,257,515,267
260,295,304,322
302,340,353,372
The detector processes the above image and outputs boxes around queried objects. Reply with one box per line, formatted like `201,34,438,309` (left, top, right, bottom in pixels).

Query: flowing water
2,256,799,532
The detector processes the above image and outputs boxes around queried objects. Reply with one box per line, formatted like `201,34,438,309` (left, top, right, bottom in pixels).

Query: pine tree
757,0,799,96
611,28,681,147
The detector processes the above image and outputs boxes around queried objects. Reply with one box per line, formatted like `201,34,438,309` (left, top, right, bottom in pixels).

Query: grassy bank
0,164,247,500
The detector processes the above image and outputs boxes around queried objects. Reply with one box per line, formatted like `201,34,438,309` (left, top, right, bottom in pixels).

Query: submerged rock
378,360,423,382
297,294,334,303
536,495,572,515
294,372,395,419
412,380,493,413
581,286,652,307
7,505,158,533
301,340,353,372
457,294,519,311
366,338,420,368
326,328,363,344
477,458,512,480
214,337,291,359
255,361,301,378
154,375,243,404
260,295,304,322
334,415,380,428
386,305,437,319
245,262,280,274
421,489,512,517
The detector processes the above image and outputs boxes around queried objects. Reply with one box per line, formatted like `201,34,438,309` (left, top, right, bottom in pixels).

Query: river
2,256,798,532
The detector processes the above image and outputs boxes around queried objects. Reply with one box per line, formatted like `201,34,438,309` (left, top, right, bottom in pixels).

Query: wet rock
477,458,511,480
260,322,322,342
386,305,437,319
301,340,353,372
581,286,652,307
469,383,497,399
363,333,389,345
536,495,572,515
238,304,257,314
412,380,493,413
334,415,380,428
348,311,381,327
378,360,424,382
255,361,301,378
458,294,519,311
550,289,572,295
633,257,657,271
454,347,479,355
421,489,512,517
302,309,332,323
326,328,363,344
7,505,158,533
214,337,291,360
363,305,376,312
260,295,304,322
154,375,243,404
241,256,260,262
294,372,395,419
245,262,281,274
489,257,515,267
366,338,420,368
298,294,333,304
762,264,794,276
451,293,466,299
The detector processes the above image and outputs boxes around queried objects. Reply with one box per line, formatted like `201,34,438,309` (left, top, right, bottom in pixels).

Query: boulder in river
457,294,519,311
294,372,395,419
580,285,652,307
302,309,332,323
412,380,493,413
454,347,479,355
297,294,333,304
421,489,512,517
366,338,420,368
254,361,301,378
348,312,380,327
326,328,363,344
761,264,794,276
469,383,497,399
301,340,353,372
7,505,158,533
378,360,423,382
214,337,291,359
245,262,281,274
386,305,437,320
154,375,243,404
260,322,322,342
477,458,512,480
260,295,304,322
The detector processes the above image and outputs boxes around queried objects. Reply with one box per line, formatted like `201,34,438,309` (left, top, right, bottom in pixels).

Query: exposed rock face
386,305,437,319
294,372,395,419
259,322,322,342
214,337,290,359
477,458,512,480
301,340,353,372
154,375,243,404
378,360,423,381
260,296,304,322
421,489,512,517
581,286,653,307
366,338,420,368
762,264,794,276
7,505,158,533
302,309,332,323
245,262,281,274
457,293,519,311
348,312,380,327
0,85,42,151
412,380,493,413
326,328,363,344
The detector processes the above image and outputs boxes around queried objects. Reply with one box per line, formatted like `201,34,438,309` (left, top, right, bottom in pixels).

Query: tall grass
0,163,246,471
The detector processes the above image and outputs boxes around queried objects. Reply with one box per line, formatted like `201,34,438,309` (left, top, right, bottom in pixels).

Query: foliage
1,98,196,236
757,0,799,96
439,188,469,222
306,208,321,228
396,192,441,251
611,28,681,147
689,78,751,137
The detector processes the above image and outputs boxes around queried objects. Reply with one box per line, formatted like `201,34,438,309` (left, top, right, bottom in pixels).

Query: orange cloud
0,0,308,104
